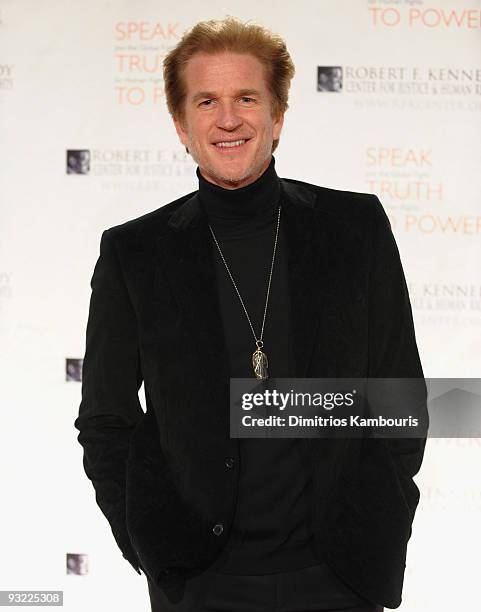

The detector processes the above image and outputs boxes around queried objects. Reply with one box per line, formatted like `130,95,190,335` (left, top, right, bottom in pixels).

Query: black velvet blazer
74,177,428,609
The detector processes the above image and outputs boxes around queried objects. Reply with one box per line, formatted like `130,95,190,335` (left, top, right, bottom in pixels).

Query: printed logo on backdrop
65,147,193,193
0,64,14,92
366,1,481,30
408,282,481,327
420,482,481,513
363,147,481,236
67,150,90,175
317,67,343,92
0,272,12,310
66,553,88,575
66,358,83,382
113,21,182,106
317,65,481,111
0,12,13,92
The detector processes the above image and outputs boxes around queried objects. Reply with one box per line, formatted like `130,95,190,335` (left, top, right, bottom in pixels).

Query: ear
272,111,284,140
173,116,189,147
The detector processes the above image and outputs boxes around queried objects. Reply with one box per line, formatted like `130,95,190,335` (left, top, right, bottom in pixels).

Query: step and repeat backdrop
0,0,480,610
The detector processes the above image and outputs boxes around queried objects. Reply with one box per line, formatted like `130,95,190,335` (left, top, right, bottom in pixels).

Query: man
318,67,343,92
75,16,427,612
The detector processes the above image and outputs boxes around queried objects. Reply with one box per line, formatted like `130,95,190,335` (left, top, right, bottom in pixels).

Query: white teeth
215,139,246,148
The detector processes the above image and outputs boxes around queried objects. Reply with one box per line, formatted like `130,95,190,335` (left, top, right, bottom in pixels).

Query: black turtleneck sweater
191,157,376,608
196,156,319,574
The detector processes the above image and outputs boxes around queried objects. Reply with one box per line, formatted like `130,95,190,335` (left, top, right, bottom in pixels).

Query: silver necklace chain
208,204,282,350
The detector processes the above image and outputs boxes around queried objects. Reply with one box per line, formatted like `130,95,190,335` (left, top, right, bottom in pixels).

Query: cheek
260,117,276,135
191,124,210,145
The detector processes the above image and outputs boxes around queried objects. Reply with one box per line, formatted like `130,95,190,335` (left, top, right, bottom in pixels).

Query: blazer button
224,456,235,469
213,523,224,536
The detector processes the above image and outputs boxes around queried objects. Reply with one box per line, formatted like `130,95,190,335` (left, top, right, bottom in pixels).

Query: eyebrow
191,89,262,103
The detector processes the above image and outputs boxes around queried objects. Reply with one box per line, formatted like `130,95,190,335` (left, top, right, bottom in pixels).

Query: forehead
182,51,268,94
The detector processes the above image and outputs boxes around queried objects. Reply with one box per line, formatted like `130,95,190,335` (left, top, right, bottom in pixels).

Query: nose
216,101,243,131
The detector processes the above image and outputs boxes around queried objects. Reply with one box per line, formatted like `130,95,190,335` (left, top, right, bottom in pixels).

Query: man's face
331,68,342,91
78,150,90,173
173,51,284,189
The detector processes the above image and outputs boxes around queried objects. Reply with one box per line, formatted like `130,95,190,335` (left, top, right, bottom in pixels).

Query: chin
208,160,255,185
215,169,254,186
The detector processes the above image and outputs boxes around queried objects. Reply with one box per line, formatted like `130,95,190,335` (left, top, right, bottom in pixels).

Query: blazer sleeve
367,196,429,532
74,228,145,574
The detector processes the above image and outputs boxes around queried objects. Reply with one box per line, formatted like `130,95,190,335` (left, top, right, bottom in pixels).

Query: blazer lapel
155,178,330,388
155,195,231,390
281,180,330,377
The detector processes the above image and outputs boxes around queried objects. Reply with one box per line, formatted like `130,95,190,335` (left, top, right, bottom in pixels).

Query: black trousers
147,564,384,612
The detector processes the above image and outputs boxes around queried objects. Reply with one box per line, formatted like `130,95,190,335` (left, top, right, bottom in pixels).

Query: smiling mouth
213,138,251,149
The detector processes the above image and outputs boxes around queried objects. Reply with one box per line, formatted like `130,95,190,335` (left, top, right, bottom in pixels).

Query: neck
197,156,280,239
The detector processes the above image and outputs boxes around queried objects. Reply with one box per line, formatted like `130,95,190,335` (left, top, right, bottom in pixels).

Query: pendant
252,342,269,379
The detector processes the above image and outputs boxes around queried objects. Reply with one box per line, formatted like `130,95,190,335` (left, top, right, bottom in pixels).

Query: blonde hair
163,16,295,153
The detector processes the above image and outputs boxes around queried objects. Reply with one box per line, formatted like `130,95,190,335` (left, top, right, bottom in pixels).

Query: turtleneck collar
196,156,281,240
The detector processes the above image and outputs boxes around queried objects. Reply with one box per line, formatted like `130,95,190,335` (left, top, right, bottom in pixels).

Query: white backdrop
0,0,480,610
